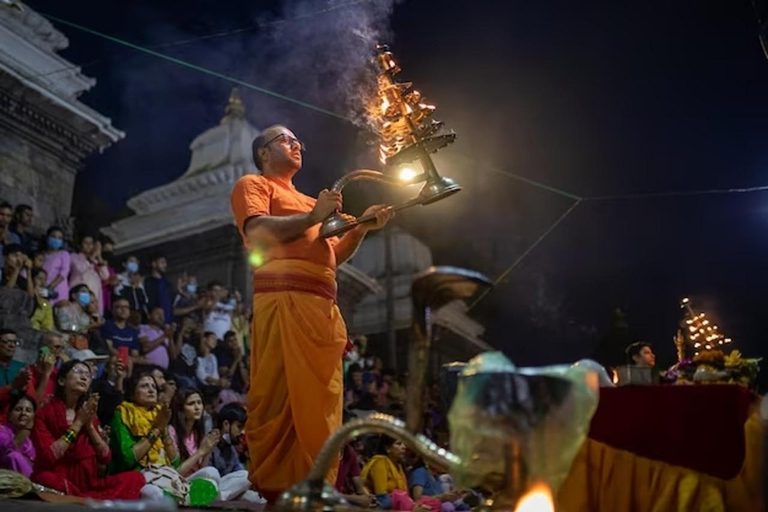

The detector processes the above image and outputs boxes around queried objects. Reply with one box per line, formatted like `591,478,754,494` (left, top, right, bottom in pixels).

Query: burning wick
398,167,418,183
514,483,555,512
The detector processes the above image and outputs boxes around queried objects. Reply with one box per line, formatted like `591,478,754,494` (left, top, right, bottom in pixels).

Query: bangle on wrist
62,429,76,444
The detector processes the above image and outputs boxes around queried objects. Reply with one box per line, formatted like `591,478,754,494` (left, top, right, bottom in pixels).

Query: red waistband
252,271,337,302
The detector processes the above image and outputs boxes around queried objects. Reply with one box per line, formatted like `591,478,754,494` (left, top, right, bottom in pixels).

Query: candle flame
514,483,554,512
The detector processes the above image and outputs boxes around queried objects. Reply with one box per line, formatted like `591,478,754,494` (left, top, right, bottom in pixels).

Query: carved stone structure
0,2,123,230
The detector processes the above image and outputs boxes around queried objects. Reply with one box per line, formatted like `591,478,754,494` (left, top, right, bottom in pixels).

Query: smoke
117,0,402,128
258,0,401,125
76,0,403,205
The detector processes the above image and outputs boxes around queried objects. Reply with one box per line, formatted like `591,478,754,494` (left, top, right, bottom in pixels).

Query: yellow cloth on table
558,406,763,512
245,259,347,495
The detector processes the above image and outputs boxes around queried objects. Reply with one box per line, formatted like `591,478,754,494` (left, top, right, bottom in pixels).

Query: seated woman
0,394,36,477
361,436,435,512
31,360,145,499
169,388,251,500
110,370,217,506
54,284,103,351
409,459,467,512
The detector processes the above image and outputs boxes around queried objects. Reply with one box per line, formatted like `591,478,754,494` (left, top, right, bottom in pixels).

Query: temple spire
222,88,245,122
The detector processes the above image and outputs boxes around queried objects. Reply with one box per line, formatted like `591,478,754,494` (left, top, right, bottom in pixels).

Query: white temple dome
182,88,260,178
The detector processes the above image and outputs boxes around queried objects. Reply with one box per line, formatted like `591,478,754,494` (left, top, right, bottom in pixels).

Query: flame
611,369,619,385
381,95,390,114
514,483,555,512
398,167,417,182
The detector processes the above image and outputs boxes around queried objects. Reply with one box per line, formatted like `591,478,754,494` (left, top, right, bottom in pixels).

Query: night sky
27,1,768,377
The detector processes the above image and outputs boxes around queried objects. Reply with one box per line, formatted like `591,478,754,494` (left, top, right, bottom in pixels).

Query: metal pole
384,224,398,370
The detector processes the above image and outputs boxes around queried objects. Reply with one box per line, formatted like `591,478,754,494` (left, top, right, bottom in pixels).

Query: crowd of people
0,201,257,504
0,200,461,509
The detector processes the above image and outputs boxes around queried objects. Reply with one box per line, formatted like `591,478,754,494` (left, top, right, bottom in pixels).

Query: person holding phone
26,332,66,405
101,298,142,367
91,355,127,427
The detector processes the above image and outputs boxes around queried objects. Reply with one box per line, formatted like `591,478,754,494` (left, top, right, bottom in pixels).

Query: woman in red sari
31,360,145,499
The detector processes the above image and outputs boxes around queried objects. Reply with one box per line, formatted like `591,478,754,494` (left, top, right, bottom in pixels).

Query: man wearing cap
71,348,109,376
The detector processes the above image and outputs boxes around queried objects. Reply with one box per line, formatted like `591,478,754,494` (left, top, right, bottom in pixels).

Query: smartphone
39,346,50,359
117,346,129,366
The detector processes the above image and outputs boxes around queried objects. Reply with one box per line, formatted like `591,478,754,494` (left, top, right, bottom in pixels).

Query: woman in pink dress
42,226,70,305
168,388,220,477
69,235,110,316
0,394,36,477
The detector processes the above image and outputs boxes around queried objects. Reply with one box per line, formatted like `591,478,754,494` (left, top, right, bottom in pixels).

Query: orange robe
230,174,346,498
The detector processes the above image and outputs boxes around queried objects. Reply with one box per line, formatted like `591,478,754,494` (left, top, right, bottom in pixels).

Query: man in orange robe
230,125,393,500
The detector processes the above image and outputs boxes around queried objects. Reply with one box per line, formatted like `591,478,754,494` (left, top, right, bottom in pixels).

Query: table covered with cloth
558,385,763,512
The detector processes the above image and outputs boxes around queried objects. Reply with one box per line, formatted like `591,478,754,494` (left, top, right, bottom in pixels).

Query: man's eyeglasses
261,133,306,152
0,338,20,346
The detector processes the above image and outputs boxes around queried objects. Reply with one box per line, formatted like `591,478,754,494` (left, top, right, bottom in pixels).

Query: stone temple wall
0,118,78,231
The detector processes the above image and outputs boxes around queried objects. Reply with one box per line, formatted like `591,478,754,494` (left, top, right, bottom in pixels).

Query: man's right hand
11,369,29,392
310,189,343,223
39,352,56,375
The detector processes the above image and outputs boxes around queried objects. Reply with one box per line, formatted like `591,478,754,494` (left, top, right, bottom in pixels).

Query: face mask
186,284,198,294
39,287,49,298
222,433,231,444
47,237,63,250
126,261,139,274
77,291,91,306
102,251,114,262
228,299,237,307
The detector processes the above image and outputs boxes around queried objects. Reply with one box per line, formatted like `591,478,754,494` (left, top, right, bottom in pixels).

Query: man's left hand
359,205,395,232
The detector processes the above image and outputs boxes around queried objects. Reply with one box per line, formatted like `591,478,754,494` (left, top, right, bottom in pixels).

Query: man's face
261,127,303,171
4,251,22,269
225,334,237,351
229,420,244,442
0,332,18,359
18,208,33,228
210,285,224,302
153,257,167,274
0,207,11,229
634,346,656,368
46,335,65,360
113,300,131,321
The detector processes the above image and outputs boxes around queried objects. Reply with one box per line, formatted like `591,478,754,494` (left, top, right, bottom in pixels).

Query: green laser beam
468,199,582,310
484,166,583,201
39,12,351,122
38,13,590,203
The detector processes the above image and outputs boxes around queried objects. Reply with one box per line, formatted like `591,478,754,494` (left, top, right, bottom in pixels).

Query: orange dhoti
245,259,347,497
